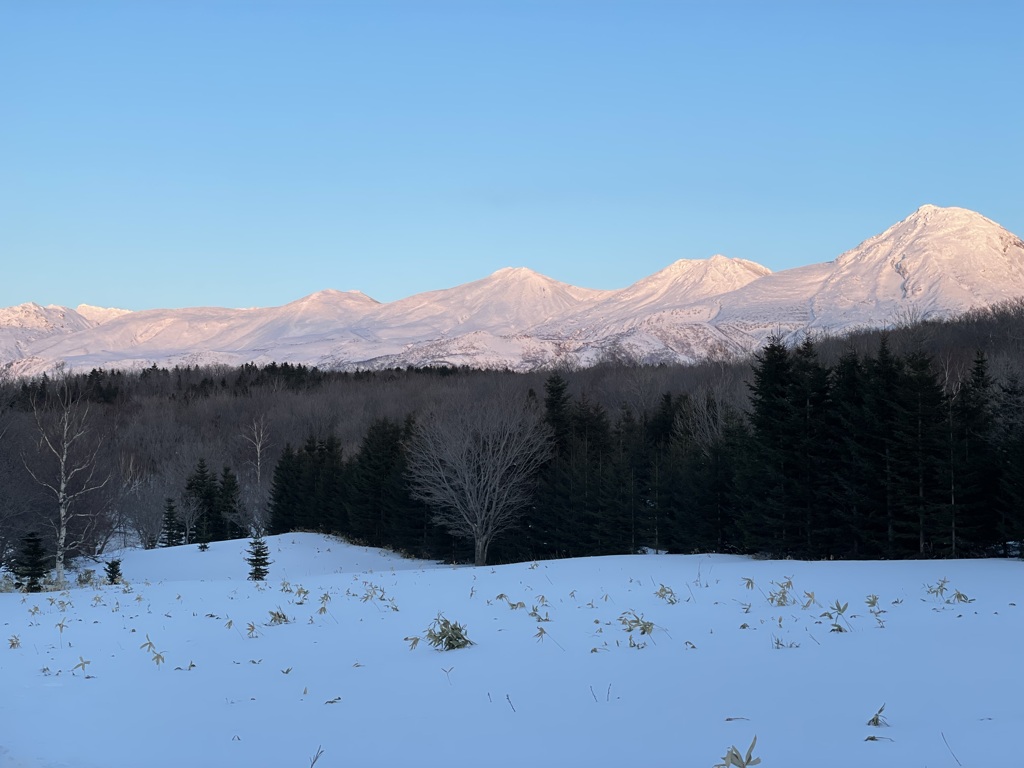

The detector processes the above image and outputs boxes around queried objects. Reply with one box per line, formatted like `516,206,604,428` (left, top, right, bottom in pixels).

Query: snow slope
0,303,96,363
4,205,1024,374
0,534,1019,767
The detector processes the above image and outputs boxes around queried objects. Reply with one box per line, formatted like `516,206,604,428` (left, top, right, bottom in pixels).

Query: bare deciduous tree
406,387,552,566
239,414,273,533
23,370,110,586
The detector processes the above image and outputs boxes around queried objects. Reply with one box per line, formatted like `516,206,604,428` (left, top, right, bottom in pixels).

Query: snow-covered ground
1,533,1020,767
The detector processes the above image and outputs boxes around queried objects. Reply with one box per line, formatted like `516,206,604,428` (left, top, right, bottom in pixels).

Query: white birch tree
239,414,273,533
23,370,110,586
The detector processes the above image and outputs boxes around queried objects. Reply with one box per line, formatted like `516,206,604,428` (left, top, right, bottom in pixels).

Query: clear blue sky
2,1,1021,310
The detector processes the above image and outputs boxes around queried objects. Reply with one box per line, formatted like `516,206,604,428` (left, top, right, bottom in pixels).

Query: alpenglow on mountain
3,205,1024,376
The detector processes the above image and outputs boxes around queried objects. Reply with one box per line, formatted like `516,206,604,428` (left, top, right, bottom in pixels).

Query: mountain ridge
4,205,1023,376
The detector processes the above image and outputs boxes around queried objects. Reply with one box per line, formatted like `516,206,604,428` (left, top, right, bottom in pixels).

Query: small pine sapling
245,535,272,581
104,559,122,585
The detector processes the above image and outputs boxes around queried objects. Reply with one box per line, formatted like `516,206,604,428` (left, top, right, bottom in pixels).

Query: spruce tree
268,444,301,535
949,351,998,554
894,351,946,556
217,467,244,539
863,335,905,557
743,335,800,554
788,337,834,557
824,348,871,557
994,376,1024,555
14,531,48,593
245,534,271,581
186,459,222,545
159,498,184,547
346,418,424,551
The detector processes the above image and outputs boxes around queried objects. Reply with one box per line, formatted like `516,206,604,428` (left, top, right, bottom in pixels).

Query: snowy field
1,533,1020,767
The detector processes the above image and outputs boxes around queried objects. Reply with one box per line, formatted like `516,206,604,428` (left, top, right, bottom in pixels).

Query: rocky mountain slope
3,205,1023,375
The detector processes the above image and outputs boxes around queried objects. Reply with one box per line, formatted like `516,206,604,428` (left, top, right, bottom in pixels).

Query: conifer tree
863,335,905,557
822,348,870,557
14,531,48,592
788,337,834,556
523,375,576,560
185,459,221,545
268,444,301,535
593,408,646,555
346,418,426,552
894,351,946,556
245,534,271,581
743,335,800,554
949,351,998,554
994,376,1024,555
217,467,244,539
159,497,184,547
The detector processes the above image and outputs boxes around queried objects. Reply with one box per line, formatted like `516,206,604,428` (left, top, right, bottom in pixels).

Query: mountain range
3,204,1024,376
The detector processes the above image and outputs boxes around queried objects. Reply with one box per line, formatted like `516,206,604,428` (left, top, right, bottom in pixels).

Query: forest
3,298,1024,577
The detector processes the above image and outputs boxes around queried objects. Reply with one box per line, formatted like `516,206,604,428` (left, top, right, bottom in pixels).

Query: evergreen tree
593,408,647,555
543,373,573,453
268,444,301,535
346,418,430,553
522,376,576,560
743,335,800,554
267,437,347,535
862,335,905,557
14,531,48,592
560,394,612,557
823,348,870,557
217,467,245,539
994,376,1024,555
245,534,271,581
894,351,946,556
159,497,184,547
948,351,998,554
788,337,834,556
185,459,222,545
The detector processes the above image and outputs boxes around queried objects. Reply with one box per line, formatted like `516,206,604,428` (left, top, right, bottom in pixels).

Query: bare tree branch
406,385,552,566
21,368,111,585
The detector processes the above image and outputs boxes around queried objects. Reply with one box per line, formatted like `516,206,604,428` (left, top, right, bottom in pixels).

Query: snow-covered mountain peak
0,302,92,332
365,265,609,341
814,205,1024,324
490,266,541,279
836,205,1018,267
4,205,1023,374
284,288,381,309
613,254,772,307
75,304,133,325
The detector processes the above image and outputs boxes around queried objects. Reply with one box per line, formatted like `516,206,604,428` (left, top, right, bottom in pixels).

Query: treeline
245,337,1024,562
3,299,1024,573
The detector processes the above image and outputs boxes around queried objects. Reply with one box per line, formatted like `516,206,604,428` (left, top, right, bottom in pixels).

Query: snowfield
1,534,1020,767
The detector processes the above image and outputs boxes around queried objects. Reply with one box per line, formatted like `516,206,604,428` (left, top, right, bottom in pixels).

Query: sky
2,1,1022,311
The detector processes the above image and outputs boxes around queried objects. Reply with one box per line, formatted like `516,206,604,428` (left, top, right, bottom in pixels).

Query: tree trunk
474,535,488,567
